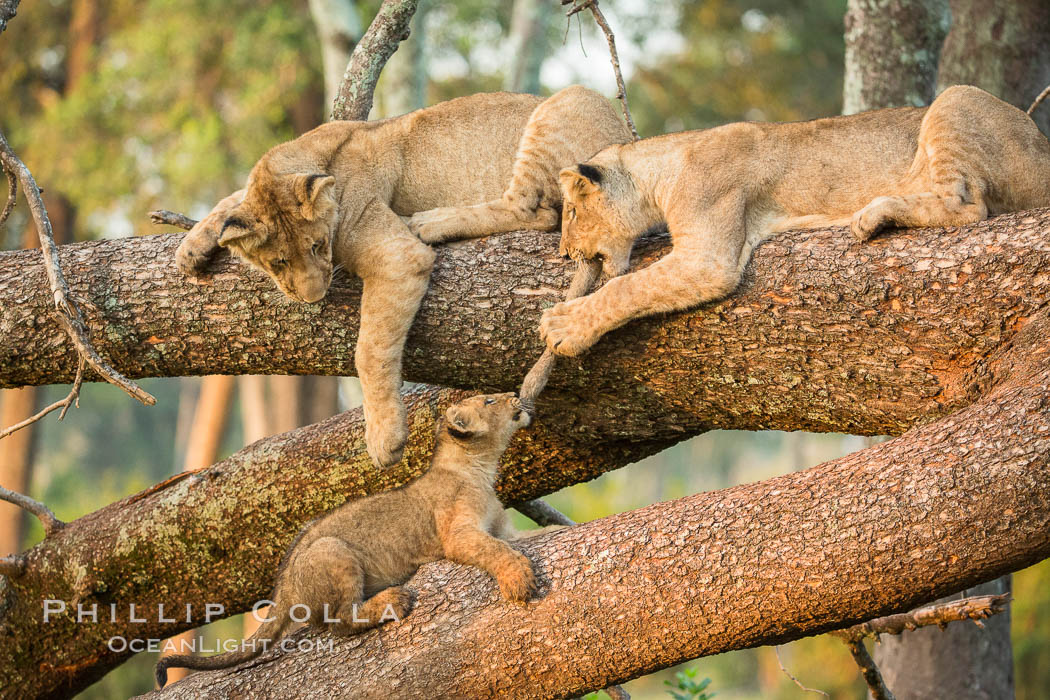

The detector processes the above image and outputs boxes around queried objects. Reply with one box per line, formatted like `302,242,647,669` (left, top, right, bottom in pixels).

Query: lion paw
365,415,408,469
372,586,414,622
408,208,463,245
851,197,896,242
176,222,223,276
497,554,536,604
539,299,602,357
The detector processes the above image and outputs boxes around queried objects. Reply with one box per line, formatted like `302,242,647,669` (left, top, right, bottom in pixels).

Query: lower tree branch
145,344,1050,698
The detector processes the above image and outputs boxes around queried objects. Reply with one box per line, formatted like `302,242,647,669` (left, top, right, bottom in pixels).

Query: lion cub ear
559,164,603,198
444,406,486,441
291,173,336,221
217,210,263,249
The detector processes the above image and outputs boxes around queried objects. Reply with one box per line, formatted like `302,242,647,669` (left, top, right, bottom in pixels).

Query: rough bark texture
158,374,235,683
842,0,950,113
937,0,1050,136
331,0,419,121
2,211,1050,697
144,330,1050,698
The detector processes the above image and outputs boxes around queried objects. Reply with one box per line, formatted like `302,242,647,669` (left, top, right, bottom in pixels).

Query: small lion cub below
156,393,535,688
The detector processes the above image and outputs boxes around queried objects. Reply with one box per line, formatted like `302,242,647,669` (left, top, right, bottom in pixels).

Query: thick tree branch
2,212,1050,696
331,0,419,120
144,343,1050,698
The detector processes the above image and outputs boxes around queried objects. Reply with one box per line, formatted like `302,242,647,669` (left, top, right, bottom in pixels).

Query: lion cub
175,86,628,468
540,85,1050,357
155,393,535,688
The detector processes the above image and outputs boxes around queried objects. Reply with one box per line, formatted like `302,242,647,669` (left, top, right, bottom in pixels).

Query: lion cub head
558,156,658,278
441,393,531,459
217,158,338,303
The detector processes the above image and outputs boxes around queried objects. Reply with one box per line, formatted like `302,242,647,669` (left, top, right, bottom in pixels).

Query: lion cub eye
311,240,324,255
272,258,288,269
484,398,496,405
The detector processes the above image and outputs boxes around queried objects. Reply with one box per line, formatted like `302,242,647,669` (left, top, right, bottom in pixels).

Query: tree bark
937,0,1050,135
331,0,419,121
142,329,1050,698
842,0,950,113
2,211,1050,697
158,375,235,683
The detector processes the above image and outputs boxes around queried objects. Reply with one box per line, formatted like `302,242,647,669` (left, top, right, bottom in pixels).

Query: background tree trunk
937,0,1050,136
374,2,427,116
504,0,550,94
308,0,361,116
842,0,949,113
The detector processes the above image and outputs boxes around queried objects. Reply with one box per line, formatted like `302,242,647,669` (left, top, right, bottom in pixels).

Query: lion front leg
541,250,742,357
175,189,245,276
354,229,436,468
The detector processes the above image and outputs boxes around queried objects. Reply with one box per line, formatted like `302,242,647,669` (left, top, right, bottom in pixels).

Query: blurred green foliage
1,1,1047,698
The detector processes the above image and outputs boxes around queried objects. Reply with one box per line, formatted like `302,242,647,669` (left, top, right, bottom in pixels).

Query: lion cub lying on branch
539,85,1050,356
155,393,538,688
174,86,629,468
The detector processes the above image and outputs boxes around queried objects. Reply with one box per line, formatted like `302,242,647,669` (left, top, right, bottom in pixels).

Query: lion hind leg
850,188,988,241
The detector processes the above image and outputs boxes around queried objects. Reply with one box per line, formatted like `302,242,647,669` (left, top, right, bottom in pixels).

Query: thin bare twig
0,555,25,577
518,257,602,409
0,128,155,414
773,645,829,697
0,484,64,537
842,639,895,700
832,593,1011,642
515,497,576,527
149,209,198,231
1028,83,1050,116
828,593,1010,700
1,164,14,227
561,0,640,140
0,357,84,440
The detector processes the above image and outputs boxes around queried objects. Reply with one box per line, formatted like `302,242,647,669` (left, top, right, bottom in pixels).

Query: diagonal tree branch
144,342,1050,698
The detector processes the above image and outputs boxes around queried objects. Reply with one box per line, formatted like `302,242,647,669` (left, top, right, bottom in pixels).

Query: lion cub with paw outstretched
175,86,628,468
156,392,537,688
540,85,1050,356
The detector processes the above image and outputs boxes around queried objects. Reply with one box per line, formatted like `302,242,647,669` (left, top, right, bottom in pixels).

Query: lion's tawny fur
155,392,537,688
541,85,1050,356
175,86,628,467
